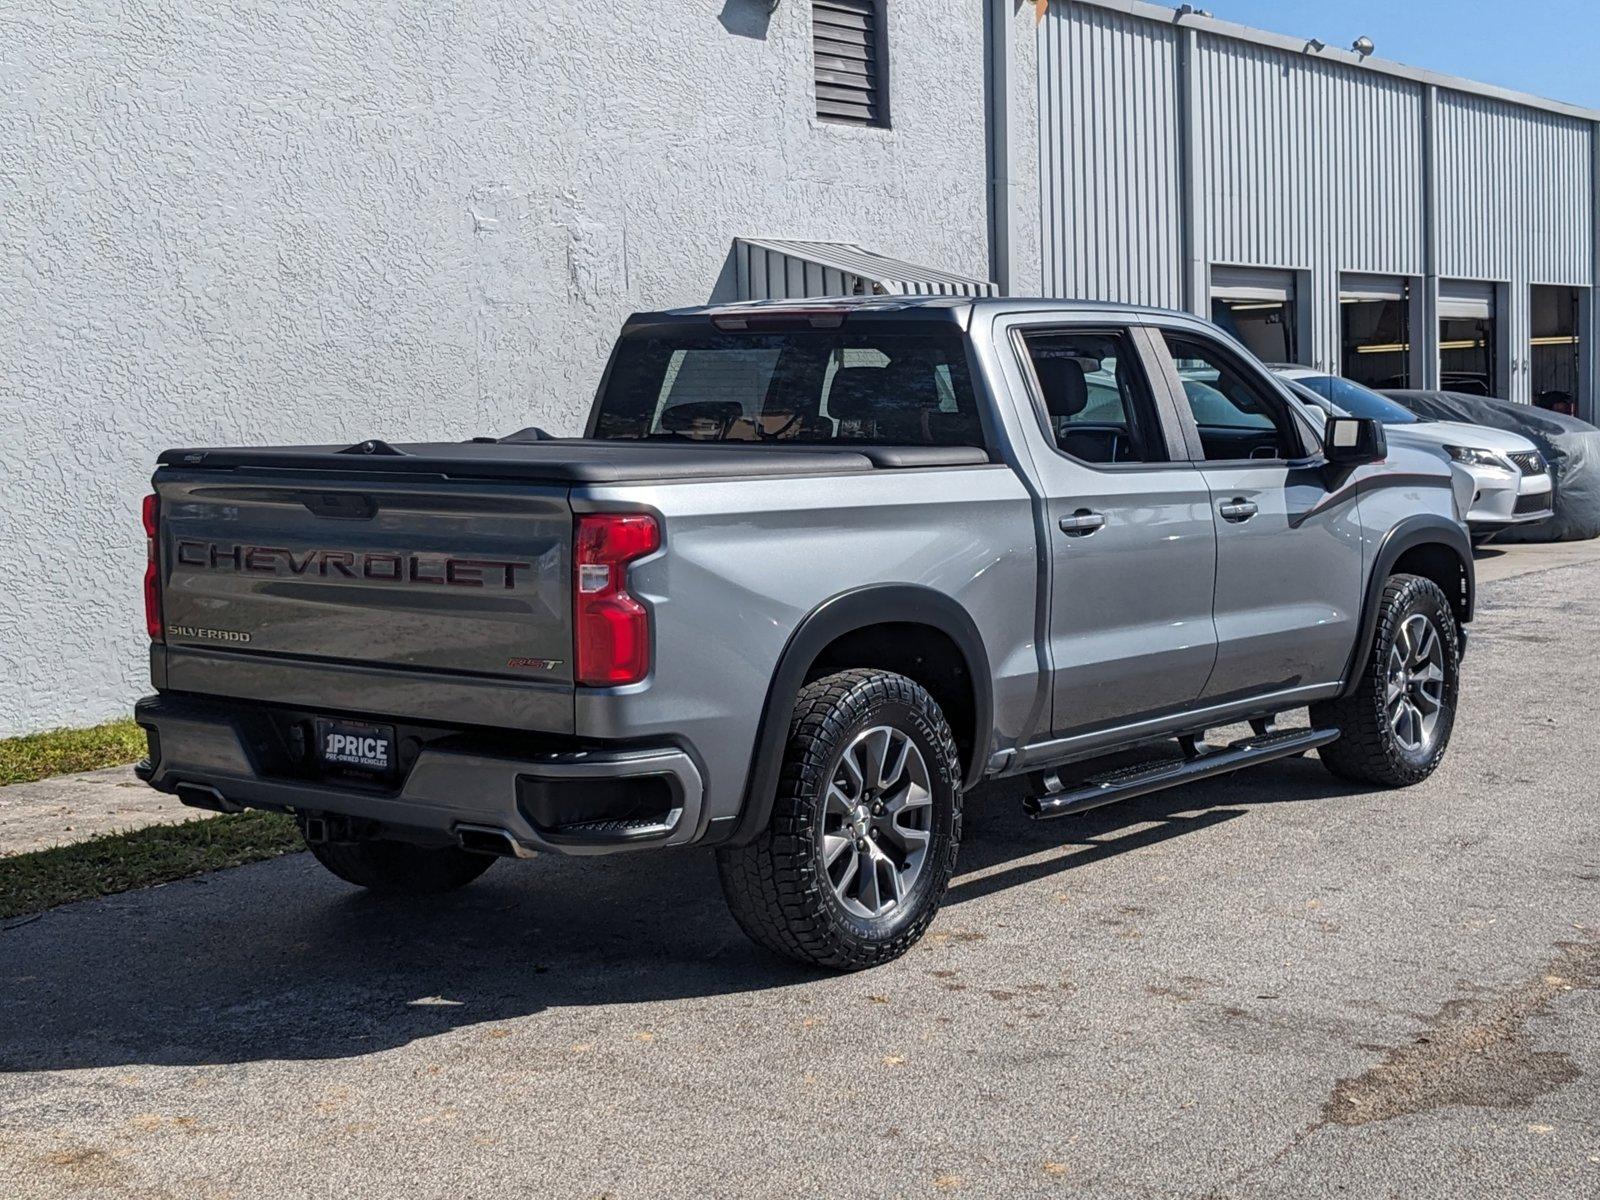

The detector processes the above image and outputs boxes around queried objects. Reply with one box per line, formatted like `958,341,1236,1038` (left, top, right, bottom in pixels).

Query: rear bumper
134,695,705,856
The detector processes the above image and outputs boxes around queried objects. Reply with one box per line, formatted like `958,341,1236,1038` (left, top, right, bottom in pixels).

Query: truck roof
648,294,1210,328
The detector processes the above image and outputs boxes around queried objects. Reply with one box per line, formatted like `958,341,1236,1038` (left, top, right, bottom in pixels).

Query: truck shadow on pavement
0,757,1358,1073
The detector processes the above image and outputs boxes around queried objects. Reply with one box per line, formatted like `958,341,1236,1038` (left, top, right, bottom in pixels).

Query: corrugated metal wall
1037,4,1183,308
1195,33,1425,372
1435,93,1594,400
1035,1,1598,408
1436,94,1592,285
1198,36,1424,277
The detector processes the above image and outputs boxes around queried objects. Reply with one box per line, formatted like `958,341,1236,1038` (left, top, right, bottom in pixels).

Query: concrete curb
0,766,200,858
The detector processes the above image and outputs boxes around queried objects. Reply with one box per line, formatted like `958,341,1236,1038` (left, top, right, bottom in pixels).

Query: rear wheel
716,669,962,971
1312,573,1460,787
304,833,496,895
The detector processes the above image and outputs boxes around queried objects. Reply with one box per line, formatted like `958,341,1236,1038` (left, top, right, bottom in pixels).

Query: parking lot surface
1,546,1597,1199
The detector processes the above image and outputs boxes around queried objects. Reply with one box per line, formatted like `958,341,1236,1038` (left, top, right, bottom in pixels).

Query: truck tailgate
154,472,574,714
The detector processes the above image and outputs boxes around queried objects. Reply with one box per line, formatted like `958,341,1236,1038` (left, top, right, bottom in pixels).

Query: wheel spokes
853,727,892,793
1407,617,1436,669
823,832,853,871
821,725,936,920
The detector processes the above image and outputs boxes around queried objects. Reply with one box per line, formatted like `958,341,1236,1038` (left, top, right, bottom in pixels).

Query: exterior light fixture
1352,35,1376,56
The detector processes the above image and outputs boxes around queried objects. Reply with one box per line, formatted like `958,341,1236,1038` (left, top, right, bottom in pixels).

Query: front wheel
716,669,963,971
1312,573,1461,787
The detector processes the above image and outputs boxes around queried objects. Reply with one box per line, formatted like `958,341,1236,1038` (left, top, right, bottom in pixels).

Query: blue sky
1203,1,1600,109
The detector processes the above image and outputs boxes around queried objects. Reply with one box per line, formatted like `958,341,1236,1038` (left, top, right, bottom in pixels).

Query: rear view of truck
134,298,1021,968
135,441,719,880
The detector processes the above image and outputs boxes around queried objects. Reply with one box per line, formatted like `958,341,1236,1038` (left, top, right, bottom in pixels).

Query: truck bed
157,438,990,483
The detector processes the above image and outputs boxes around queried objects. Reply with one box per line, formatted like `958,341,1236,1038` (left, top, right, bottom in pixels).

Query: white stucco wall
0,0,1006,735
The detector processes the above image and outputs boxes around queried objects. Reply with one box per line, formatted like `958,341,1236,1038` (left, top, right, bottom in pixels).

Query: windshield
592,325,985,448
1293,374,1419,424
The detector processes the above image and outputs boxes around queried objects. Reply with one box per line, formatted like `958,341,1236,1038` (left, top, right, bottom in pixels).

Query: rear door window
1017,330,1169,465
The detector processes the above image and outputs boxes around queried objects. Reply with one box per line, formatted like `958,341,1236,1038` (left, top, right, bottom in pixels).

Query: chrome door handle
1058,510,1106,536
1219,499,1258,523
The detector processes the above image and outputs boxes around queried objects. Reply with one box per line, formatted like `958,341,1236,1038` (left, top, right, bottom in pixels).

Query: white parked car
1272,367,1553,544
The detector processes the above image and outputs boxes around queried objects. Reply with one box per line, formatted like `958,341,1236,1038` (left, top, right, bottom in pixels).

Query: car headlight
1444,445,1511,470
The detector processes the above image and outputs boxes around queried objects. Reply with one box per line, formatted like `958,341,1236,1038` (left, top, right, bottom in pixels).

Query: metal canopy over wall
1034,0,1600,414
734,238,998,300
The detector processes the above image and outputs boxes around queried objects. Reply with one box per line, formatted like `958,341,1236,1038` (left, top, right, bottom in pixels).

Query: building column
1420,85,1442,390
1588,121,1600,422
1177,26,1207,317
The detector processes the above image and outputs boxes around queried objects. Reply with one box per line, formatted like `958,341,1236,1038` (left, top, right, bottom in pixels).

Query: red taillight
143,493,163,641
573,513,659,685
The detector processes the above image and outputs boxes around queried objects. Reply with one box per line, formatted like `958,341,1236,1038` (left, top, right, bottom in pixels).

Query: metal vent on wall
813,0,887,125
734,239,998,300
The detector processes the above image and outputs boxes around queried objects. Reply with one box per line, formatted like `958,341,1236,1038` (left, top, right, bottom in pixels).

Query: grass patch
0,718,148,786
0,811,302,921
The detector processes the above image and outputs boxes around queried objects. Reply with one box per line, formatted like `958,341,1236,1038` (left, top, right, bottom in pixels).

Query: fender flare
1338,515,1474,699
723,585,993,846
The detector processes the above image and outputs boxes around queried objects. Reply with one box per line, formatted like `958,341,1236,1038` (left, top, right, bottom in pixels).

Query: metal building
5,0,1597,736
1029,0,1599,419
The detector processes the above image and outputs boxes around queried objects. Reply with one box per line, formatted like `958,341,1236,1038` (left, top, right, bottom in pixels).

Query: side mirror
1324,416,1387,466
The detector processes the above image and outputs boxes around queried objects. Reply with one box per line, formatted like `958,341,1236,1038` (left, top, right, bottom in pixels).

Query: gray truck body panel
136,297,1471,857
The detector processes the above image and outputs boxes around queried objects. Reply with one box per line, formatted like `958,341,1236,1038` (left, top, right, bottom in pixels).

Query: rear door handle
1219,499,1258,523
1058,510,1106,536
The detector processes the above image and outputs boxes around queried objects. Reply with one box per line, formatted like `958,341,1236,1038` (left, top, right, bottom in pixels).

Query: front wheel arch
1340,518,1473,700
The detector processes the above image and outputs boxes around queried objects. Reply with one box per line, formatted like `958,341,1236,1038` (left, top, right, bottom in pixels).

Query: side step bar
1024,726,1340,821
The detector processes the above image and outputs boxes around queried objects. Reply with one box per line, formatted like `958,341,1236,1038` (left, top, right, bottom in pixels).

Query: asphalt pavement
1,545,1597,1199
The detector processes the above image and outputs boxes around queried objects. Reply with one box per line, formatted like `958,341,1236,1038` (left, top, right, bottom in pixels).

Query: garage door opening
1531,285,1583,416
1210,267,1300,365
1341,275,1412,389
1439,280,1498,398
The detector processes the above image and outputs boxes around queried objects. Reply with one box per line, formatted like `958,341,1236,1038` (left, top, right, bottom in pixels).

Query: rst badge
507,658,564,672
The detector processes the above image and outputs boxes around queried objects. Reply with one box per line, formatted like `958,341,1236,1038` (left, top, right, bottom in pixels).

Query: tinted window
593,327,983,448
1296,375,1418,424
1020,330,1168,464
1163,334,1302,462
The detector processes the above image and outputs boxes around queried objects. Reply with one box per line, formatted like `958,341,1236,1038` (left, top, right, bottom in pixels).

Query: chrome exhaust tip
175,782,243,814
455,824,536,859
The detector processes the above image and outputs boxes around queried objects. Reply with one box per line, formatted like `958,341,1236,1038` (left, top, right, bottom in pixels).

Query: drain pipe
985,0,1013,295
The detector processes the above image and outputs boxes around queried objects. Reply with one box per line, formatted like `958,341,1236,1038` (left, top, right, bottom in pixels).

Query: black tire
304,834,496,895
716,668,963,972
1312,573,1461,787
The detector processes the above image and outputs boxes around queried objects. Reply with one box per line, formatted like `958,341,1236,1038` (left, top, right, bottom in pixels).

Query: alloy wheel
820,725,934,919
1387,613,1447,754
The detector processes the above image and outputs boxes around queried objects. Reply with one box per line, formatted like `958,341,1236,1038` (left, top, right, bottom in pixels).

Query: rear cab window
592,321,986,450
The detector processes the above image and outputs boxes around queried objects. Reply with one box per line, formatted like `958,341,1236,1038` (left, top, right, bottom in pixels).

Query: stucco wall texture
0,0,1001,736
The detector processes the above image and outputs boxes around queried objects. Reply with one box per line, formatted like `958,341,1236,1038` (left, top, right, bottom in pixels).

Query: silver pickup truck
135,296,1473,970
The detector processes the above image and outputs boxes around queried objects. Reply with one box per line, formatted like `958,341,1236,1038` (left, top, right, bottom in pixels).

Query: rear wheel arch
725,586,992,846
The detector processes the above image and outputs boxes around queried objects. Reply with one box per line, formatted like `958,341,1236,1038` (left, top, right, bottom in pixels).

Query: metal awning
734,238,998,301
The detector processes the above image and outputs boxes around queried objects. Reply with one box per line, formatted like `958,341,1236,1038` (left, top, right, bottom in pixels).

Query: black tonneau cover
156,439,989,483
